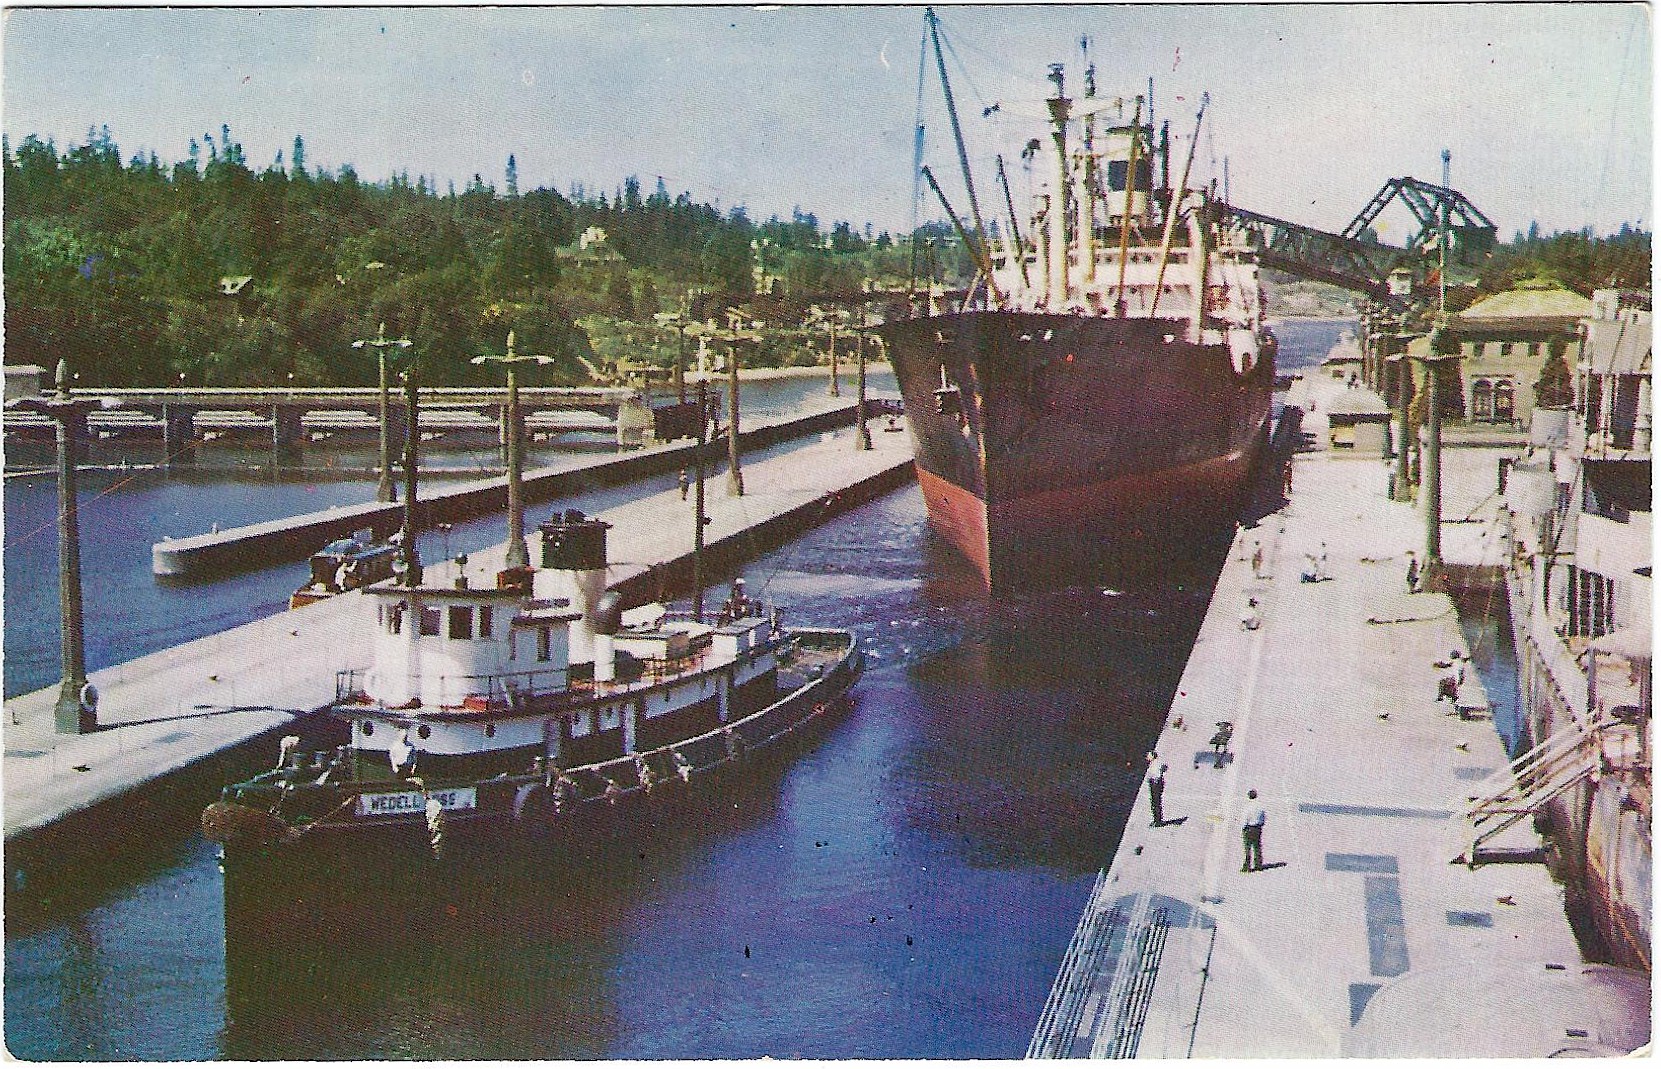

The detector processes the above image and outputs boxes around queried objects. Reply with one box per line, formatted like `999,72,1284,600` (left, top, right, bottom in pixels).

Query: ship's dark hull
881,311,1275,589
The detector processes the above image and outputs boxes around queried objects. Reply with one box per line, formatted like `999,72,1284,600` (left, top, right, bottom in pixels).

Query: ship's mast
1151,93,1208,318
927,8,990,278
1045,64,1070,309
996,154,1030,289
1078,60,1098,286
1114,96,1144,316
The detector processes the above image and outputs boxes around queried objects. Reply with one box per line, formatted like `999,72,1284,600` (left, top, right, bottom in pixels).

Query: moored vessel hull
207,629,863,874
882,310,1273,588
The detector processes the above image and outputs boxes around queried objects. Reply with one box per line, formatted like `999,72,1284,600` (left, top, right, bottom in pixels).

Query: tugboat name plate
357,787,477,817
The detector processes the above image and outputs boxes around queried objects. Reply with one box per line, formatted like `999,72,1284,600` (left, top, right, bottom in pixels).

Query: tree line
2,127,918,388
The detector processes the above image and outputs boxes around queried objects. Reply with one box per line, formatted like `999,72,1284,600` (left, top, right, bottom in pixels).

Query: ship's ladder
1453,713,1604,867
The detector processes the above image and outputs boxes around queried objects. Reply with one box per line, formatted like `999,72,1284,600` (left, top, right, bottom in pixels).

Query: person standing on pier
1405,550,1420,593
1241,790,1266,872
678,467,690,501
1148,764,1168,827
1250,541,1265,579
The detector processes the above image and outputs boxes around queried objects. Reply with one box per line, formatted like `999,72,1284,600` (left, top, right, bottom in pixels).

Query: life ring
79,682,99,715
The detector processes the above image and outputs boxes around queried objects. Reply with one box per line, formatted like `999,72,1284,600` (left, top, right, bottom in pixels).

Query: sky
3,4,1651,244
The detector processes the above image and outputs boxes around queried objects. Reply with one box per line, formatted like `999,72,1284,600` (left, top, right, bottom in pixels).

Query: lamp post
352,322,411,503
9,360,104,733
855,312,874,451
807,307,847,397
1417,338,1460,590
471,331,556,572
827,313,841,397
394,347,424,587
719,311,762,496
692,375,711,621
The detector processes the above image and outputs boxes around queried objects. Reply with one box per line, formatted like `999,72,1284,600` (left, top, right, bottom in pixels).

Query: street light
710,310,763,496
7,360,110,733
352,322,412,504
386,345,424,587
806,306,849,397
855,310,875,451
1411,321,1464,592
472,331,556,572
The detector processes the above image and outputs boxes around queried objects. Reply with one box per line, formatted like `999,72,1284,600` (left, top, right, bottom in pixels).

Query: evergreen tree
1534,348,1575,409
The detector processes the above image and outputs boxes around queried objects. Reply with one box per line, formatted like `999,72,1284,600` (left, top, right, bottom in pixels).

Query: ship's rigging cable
928,9,1049,97
1592,7,1642,231
927,8,991,272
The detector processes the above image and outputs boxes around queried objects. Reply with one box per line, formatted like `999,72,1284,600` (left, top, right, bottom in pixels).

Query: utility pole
1422,349,1447,583
828,316,841,397
1439,149,1451,320
712,310,761,496
692,376,709,621
1393,329,1412,501
1421,148,1455,586
9,361,103,733
727,328,744,496
472,331,555,572
855,314,873,451
398,352,423,587
352,322,411,503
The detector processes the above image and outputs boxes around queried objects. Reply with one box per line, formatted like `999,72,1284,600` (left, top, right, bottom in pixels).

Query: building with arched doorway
1444,279,1594,428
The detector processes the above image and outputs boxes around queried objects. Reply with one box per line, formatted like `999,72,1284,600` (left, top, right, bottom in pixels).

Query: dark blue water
4,326,1346,1059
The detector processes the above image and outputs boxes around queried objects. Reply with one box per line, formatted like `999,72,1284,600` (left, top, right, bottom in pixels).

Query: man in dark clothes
1148,764,1168,827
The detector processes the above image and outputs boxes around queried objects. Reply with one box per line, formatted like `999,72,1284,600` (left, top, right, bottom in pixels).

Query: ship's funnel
533,512,612,664
593,633,616,684
589,590,623,684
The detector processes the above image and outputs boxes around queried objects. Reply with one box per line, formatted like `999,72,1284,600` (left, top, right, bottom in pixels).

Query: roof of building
1320,332,1363,366
1456,281,1593,324
1324,390,1393,419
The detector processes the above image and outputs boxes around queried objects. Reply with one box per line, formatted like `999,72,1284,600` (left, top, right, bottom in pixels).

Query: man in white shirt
1242,789,1267,872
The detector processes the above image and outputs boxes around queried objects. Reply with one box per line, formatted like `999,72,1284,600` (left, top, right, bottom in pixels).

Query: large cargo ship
881,62,1275,589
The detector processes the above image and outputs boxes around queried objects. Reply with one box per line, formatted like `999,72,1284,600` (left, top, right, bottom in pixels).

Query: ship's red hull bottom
916,450,1257,590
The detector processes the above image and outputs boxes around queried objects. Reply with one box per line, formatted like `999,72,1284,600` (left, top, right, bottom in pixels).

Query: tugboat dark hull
880,310,1275,589
207,631,862,879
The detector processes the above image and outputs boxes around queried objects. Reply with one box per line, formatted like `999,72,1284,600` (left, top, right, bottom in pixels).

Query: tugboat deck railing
333,631,805,715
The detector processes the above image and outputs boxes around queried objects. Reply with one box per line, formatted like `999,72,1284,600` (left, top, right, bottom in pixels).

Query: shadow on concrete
1239,406,1304,529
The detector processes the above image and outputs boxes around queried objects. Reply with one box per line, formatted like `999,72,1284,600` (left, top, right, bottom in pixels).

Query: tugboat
205,509,863,865
287,532,399,609
207,335,862,873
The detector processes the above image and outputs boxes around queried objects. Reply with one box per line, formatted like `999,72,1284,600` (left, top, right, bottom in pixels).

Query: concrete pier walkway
1030,382,1588,1057
5,426,912,844
151,401,862,578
